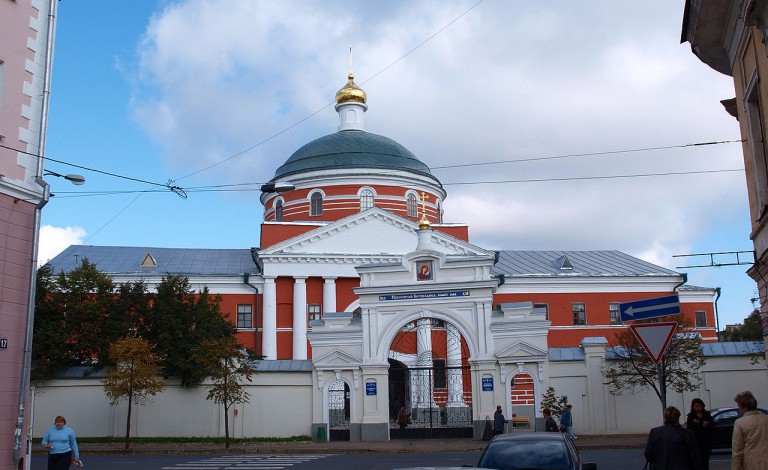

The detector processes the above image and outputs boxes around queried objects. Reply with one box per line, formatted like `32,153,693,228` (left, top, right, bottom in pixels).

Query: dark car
709,407,768,450
476,432,597,470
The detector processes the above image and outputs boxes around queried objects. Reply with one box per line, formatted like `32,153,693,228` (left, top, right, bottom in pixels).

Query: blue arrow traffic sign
620,294,680,322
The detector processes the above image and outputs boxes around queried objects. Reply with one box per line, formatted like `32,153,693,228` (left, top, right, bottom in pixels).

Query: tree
102,336,166,449
196,337,258,448
33,260,138,379
720,309,764,342
144,274,236,385
540,386,564,419
602,316,706,410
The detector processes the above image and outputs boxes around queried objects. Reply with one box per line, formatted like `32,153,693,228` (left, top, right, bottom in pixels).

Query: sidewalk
65,434,647,455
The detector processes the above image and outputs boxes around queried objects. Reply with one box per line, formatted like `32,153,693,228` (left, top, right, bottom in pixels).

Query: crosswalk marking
161,454,332,470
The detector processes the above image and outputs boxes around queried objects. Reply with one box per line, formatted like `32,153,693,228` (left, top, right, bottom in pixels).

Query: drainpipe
15,1,58,467
243,274,259,354
714,287,721,335
673,273,688,292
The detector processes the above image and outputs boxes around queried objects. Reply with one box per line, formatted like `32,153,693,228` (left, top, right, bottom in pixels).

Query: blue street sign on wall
482,377,494,391
366,382,377,396
620,294,680,322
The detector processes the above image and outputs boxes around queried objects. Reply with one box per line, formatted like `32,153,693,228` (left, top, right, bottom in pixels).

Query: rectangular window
695,310,707,328
533,303,549,320
572,303,586,325
609,303,622,325
237,304,253,329
308,304,321,326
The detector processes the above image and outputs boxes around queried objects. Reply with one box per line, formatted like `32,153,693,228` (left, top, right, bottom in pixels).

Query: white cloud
38,225,86,266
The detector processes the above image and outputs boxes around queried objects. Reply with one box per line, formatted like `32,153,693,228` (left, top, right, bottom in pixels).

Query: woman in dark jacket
686,398,714,470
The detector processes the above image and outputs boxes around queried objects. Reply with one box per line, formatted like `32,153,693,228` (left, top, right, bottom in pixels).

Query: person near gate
686,398,714,470
493,405,507,434
397,406,410,429
644,406,699,470
560,404,576,439
732,390,768,470
41,415,82,469
543,408,559,432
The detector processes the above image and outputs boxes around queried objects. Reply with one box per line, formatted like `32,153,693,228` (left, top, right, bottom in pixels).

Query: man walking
732,391,768,470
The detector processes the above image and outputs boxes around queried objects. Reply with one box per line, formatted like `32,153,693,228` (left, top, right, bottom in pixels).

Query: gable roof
493,250,680,278
45,245,259,276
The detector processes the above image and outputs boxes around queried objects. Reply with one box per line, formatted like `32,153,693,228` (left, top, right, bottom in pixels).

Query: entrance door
328,380,350,441
388,317,473,438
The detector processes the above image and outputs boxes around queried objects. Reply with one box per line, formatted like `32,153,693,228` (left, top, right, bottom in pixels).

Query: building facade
682,0,768,354
0,0,58,468
46,73,721,440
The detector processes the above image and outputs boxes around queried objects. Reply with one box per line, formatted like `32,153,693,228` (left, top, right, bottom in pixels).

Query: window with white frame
307,304,321,326
609,303,622,325
695,310,707,327
407,193,418,217
275,199,283,221
572,303,586,325
237,304,253,328
360,188,374,211
310,192,323,216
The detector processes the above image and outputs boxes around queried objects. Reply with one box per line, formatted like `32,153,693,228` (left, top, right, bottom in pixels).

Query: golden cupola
335,73,367,105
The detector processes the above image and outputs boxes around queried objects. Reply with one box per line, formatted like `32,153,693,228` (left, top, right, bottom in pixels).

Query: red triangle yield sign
629,322,678,364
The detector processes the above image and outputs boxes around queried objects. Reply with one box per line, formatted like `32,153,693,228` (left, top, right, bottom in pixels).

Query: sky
38,0,756,329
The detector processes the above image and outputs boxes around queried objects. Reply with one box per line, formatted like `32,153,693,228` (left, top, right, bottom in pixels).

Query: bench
511,415,530,427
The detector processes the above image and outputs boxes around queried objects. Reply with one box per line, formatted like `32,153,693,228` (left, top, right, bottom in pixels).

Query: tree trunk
224,404,230,449
125,395,133,449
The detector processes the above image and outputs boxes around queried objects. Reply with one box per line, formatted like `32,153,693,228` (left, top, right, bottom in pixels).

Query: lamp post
14,171,84,470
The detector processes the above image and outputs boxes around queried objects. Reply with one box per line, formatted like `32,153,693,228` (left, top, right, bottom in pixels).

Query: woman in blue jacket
41,415,81,469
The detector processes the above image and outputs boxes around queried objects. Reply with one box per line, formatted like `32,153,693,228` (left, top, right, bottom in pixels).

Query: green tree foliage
720,309,764,342
144,275,236,385
102,336,166,449
31,264,69,380
196,337,258,448
540,386,564,419
602,316,706,410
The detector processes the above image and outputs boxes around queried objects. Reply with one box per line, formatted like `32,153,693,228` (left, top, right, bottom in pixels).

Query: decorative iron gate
388,317,474,439
328,379,350,441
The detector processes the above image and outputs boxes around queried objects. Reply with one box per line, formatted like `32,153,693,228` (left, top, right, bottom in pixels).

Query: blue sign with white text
482,377,494,391
366,382,377,396
620,294,680,322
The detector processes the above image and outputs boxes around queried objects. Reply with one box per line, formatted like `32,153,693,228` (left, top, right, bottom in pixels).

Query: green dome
272,130,439,183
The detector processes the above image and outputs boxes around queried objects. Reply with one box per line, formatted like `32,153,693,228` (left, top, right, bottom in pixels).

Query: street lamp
260,181,295,193
14,170,85,469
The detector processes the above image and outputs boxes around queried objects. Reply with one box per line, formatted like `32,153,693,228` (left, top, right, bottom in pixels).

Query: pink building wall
0,1,56,468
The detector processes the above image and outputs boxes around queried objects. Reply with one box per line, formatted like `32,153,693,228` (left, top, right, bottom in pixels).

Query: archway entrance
388,317,473,438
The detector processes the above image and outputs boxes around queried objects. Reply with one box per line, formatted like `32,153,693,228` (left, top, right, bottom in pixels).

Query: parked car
709,407,768,450
476,433,597,470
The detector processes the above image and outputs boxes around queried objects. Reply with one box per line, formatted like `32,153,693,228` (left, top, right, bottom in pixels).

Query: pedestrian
41,415,82,469
560,404,576,439
732,390,768,470
543,408,558,432
644,406,699,470
493,405,507,435
397,406,410,429
686,398,714,470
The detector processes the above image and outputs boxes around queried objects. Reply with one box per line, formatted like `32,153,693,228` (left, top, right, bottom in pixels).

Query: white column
415,318,435,409
446,322,465,406
293,277,308,360
323,277,337,314
262,277,277,359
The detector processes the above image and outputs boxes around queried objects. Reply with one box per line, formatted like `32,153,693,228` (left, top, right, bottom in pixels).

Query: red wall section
433,225,469,242
261,223,322,248
336,277,361,311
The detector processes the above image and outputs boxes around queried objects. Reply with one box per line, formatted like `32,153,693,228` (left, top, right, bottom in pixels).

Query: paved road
29,449,731,470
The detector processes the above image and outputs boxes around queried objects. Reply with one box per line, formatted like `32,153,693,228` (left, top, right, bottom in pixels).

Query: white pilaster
446,322,466,406
293,277,308,359
262,277,277,359
323,277,337,313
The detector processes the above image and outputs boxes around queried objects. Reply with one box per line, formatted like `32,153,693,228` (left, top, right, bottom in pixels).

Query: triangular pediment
313,349,361,367
497,341,548,359
259,208,492,258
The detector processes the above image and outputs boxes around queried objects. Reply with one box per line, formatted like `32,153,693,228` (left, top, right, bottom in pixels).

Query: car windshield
477,439,574,470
